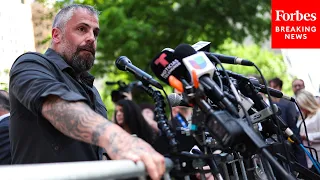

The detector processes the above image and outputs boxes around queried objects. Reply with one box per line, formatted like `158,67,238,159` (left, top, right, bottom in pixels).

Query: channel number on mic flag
271,0,320,48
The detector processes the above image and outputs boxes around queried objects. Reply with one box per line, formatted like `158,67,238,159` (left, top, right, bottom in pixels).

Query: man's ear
52,28,62,44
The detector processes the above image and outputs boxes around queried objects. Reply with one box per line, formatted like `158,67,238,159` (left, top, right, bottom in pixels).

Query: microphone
191,41,254,66
150,48,191,86
115,56,163,89
173,44,239,117
205,52,254,66
219,70,294,102
168,93,191,107
249,77,294,102
218,70,301,142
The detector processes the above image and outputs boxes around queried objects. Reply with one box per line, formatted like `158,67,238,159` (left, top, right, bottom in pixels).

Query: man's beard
71,44,96,73
62,43,96,73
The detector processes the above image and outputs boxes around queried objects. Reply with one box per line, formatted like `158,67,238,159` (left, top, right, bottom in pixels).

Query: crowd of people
0,3,319,180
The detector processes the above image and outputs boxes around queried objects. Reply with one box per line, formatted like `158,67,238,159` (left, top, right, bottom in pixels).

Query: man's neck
0,111,10,122
271,96,280,103
0,110,9,116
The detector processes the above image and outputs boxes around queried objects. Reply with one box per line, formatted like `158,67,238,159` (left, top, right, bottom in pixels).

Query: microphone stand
138,83,182,173
179,80,297,180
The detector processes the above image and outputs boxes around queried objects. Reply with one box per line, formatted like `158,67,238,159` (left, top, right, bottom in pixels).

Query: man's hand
195,166,215,180
105,130,165,180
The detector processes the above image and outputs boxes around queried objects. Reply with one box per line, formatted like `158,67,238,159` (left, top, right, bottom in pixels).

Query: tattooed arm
42,95,165,180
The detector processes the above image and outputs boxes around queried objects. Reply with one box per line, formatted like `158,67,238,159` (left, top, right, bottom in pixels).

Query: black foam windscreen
173,44,197,61
150,49,189,85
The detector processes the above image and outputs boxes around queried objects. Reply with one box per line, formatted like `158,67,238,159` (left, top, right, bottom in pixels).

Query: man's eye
78,27,85,31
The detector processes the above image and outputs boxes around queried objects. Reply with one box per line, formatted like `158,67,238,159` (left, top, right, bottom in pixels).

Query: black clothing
0,116,11,165
169,113,189,131
9,48,107,164
274,99,308,167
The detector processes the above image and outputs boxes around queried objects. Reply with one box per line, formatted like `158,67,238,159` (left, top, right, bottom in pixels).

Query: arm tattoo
42,96,155,159
42,95,112,146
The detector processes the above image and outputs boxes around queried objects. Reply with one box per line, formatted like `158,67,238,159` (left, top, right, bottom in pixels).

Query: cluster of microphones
115,41,319,180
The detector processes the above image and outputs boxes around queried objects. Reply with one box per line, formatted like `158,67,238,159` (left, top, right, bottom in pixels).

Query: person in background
269,77,307,167
170,89,192,130
115,99,156,144
0,90,11,165
9,4,164,179
139,103,159,134
296,90,320,171
269,78,298,128
292,79,305,97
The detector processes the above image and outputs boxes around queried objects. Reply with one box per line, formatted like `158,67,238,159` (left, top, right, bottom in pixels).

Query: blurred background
1,0,319,118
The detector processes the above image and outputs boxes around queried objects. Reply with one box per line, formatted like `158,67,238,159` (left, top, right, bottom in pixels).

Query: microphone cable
293,99,320,172
300,144,320,174
252,63,293,173
206,53,253,128
293,99,313,156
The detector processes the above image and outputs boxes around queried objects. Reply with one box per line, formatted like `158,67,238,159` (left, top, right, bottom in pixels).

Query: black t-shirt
9,48,108,164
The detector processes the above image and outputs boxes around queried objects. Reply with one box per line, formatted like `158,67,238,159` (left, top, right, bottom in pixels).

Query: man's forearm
41,95,118,148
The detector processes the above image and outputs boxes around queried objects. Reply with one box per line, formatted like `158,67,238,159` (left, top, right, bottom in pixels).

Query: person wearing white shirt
296,89,320,169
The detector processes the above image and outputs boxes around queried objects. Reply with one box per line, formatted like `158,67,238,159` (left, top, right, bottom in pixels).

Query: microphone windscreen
168,93,183,107
115,56,130,71
174,44,197,61
168,93,191,107
150,49,189,85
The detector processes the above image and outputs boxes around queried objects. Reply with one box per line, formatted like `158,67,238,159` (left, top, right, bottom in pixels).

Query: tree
40,0,274,117
49,0,271,78
216,39,293,95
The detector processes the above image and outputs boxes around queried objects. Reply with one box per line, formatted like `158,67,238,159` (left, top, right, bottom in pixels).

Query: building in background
31,1,56,53
245,36,320,96
0,0,35,89
281,49,320,95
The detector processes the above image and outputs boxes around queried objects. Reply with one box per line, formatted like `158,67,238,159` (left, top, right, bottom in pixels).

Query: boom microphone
116,56,163,89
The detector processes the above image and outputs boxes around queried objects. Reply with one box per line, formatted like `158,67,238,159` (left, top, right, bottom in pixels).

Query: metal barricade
0,158,173,180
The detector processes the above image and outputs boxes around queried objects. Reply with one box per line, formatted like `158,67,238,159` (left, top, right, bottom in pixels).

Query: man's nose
85,31,95,43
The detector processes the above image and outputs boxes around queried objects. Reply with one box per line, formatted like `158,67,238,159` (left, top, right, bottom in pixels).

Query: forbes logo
275,10,317,21
188,56,207,69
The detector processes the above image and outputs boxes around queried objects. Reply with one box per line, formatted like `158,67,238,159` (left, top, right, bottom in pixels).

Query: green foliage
42,0,275,117
216,39,292,95
0,69,9,91
50,0,271,78
99,67,130,119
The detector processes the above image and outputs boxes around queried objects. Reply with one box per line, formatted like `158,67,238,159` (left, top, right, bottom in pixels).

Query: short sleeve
9,53,87,116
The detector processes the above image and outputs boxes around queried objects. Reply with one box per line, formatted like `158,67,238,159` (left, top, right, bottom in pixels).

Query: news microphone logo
188,56,207,69
182,52,215,82
154,53,169,67
150,49,187,85
271,0,320,48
